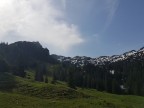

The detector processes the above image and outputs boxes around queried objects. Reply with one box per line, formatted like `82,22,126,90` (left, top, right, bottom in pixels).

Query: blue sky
64,0,144,57
0,0,144,57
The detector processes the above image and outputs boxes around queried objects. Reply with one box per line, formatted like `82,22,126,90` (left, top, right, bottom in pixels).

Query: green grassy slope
0,73,144,108
0,89,144,108
14,77,87,99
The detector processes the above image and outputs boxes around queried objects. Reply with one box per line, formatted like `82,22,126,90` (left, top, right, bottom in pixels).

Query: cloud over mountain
0,0,84,53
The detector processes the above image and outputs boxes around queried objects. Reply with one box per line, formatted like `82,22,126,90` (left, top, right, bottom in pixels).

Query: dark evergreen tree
51,71,57,84
68,67,76,89
45,75,48,83
35,64,44,82
0,59,9,72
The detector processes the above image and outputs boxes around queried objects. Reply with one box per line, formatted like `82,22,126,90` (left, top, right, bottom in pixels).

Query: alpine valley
0,41,144,108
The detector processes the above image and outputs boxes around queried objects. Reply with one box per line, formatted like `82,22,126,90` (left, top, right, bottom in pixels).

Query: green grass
0,72,16,91
0,89,144,108
1,72,144,108
14,76,87,99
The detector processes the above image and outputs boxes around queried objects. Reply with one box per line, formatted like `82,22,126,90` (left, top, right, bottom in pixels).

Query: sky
0,0,144,57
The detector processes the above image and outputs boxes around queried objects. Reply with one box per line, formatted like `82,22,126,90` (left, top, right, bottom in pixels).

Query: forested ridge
0,41,144,96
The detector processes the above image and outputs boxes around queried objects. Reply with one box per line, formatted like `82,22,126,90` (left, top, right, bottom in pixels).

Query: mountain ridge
0,41,57,67
52,47,144,66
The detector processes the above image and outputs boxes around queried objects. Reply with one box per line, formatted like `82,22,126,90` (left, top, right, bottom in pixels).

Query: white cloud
0,0,84,53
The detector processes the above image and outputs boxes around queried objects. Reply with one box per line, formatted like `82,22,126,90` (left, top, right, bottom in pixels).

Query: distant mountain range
1,41,144,67
0,41,144,96
52,47,144,66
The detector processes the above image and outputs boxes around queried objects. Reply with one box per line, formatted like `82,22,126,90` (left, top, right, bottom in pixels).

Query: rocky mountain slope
52,47,144,66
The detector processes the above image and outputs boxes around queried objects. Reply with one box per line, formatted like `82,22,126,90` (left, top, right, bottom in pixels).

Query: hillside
53,47,144,66
52,47,144,96
0,41,57,67
0,73,144,108
1,91,144,108
0,41,144,96
0,72,86,99
0,41,144,108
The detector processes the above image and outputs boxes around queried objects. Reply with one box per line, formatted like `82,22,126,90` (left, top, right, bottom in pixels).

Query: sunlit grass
1,72,144,108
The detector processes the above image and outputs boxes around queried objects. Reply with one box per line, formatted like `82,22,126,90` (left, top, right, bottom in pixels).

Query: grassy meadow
0,72,144,108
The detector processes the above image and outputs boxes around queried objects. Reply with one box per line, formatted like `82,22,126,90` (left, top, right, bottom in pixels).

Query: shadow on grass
0,72,16,91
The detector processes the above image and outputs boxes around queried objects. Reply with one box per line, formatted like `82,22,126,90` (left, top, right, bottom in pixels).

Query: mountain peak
55,47,144,66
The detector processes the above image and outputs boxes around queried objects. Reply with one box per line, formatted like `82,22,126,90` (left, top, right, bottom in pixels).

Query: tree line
0,41,144,96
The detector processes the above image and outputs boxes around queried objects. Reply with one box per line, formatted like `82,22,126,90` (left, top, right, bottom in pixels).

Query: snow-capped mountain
52,47,144,66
